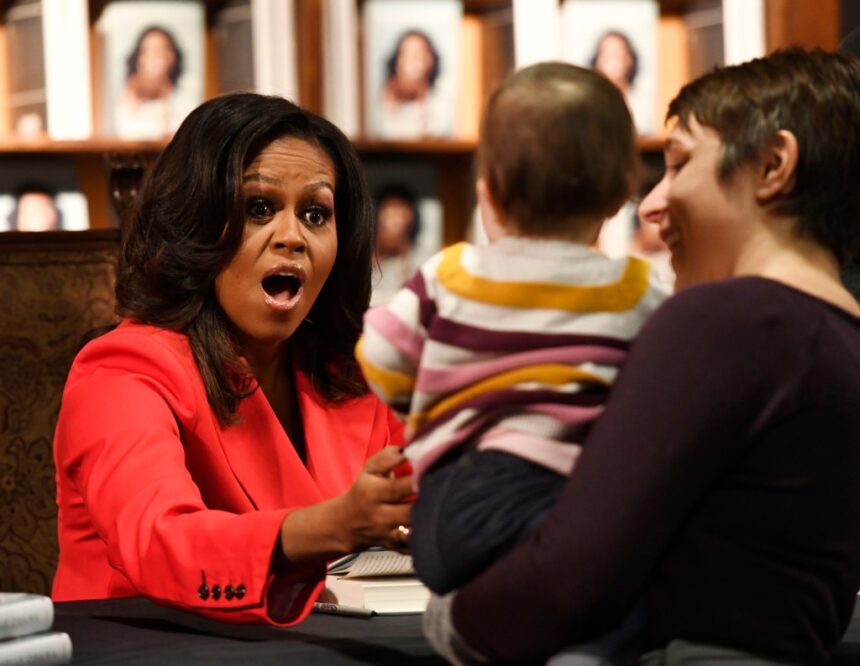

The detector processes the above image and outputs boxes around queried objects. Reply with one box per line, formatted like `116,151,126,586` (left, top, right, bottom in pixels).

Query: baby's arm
356,264,438,416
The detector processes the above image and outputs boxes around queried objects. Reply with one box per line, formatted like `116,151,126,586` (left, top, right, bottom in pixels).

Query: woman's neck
734,219,860,316
246,344,308,461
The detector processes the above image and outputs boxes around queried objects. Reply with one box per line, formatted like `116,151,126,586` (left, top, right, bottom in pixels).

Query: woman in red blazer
52,94,413,626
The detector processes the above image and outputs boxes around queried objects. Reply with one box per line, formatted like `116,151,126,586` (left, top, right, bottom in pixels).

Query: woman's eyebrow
663,137,679,155
663,137,691,160
241,175,334,194
302,181,334,194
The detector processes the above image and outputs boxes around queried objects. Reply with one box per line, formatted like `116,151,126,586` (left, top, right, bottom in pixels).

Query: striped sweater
356,238,668,480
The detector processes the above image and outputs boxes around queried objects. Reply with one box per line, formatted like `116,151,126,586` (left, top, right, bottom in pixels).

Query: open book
317,548,429,615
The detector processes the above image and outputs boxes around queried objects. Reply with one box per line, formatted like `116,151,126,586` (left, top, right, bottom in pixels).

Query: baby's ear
755,129,798,203
476,178,506,242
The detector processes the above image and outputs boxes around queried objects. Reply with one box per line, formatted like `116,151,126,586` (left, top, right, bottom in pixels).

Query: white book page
328,549,415,578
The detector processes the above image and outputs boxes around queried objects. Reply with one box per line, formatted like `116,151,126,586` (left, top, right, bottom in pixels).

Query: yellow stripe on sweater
437,242,651,312
355,336,414,401
411,363,607,430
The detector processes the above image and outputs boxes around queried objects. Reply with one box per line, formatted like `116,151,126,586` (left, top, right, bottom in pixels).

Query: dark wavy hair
126,26,184,85
116,93,374,424
668,48,860,264
385,30,440,87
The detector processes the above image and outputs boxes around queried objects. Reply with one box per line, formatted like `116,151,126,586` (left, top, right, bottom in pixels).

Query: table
54,598,446,664
53,597,860,664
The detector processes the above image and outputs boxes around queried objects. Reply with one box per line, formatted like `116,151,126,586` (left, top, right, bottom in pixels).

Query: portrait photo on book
560,0,659,136
0,158,89,232
364,160,443,305
96,0,206,139
362,0,463,139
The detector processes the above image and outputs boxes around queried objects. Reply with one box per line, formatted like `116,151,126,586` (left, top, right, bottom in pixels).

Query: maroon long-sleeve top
453,277,860,665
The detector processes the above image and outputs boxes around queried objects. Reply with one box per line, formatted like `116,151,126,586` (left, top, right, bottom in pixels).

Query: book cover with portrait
0,158,89,232
363,160,443,305
96,0,205,139
560,0,659,136
362,0,463,139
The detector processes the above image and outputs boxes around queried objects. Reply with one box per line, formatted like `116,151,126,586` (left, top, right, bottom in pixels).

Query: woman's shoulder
80,319,190,356
664,276,857,321
69,320,198,388
643,276,860,354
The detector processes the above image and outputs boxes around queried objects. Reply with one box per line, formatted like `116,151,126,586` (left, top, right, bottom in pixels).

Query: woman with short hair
425,48,860,666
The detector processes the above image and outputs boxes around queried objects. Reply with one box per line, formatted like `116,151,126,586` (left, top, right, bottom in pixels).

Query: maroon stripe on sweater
403,270,438,331
426,316,631,353
412,387,607,442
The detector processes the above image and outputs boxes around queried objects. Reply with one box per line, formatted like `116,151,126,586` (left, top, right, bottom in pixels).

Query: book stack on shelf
0,593,72,666
2,0,92,140
316,548,430,616
213,0,299,101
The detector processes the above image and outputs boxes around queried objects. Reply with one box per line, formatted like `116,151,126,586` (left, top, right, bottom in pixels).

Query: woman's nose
638,175,670,227
272,213,307,254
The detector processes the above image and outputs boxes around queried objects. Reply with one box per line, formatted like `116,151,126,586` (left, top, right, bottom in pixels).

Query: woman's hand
335,446,415,553
278,446,415,563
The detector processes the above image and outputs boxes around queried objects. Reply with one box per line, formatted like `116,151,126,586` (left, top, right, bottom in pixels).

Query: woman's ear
755,129,798,203
476,177,507,242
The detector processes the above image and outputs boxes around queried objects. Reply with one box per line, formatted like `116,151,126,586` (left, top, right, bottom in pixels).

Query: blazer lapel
217,384,324,511
296,372,379,500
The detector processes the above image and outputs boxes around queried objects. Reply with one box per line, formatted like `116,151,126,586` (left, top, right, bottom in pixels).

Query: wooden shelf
353,138,478,155
0,138,166,155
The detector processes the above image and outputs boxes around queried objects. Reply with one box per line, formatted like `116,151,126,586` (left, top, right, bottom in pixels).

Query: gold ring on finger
395,524,411,545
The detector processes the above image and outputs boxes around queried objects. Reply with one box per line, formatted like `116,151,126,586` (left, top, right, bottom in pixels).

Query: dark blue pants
411,448,644,665
411,448,566,595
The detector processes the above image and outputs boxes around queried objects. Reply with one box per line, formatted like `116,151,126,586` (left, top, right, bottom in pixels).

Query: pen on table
312,602,375,618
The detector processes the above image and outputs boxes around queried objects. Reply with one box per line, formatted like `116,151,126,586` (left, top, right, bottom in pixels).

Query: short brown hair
668,48,860,264
478,62,638,235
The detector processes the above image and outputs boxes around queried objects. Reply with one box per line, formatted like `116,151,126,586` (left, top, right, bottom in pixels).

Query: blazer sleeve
55,330,323,625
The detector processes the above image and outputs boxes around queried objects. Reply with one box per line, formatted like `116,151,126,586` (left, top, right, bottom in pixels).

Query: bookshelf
0,0,844,235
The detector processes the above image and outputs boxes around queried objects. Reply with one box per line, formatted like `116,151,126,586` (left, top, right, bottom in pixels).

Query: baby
357,61,668,663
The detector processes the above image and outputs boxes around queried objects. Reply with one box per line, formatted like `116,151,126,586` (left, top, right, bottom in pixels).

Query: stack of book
0,593,72,665
315,548,430,616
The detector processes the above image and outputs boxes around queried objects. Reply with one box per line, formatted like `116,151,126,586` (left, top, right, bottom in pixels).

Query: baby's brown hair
478,62,639,235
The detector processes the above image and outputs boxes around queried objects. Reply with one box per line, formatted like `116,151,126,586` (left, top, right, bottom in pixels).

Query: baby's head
477,62,638,242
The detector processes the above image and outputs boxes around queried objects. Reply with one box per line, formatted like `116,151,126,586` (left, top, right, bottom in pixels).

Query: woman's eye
246,198,275,220
302,205,332,227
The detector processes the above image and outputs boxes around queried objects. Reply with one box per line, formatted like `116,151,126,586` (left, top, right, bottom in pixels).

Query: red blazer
52,321,404,625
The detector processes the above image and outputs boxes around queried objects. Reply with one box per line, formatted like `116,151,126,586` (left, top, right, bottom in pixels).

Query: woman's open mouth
261,267,305,311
